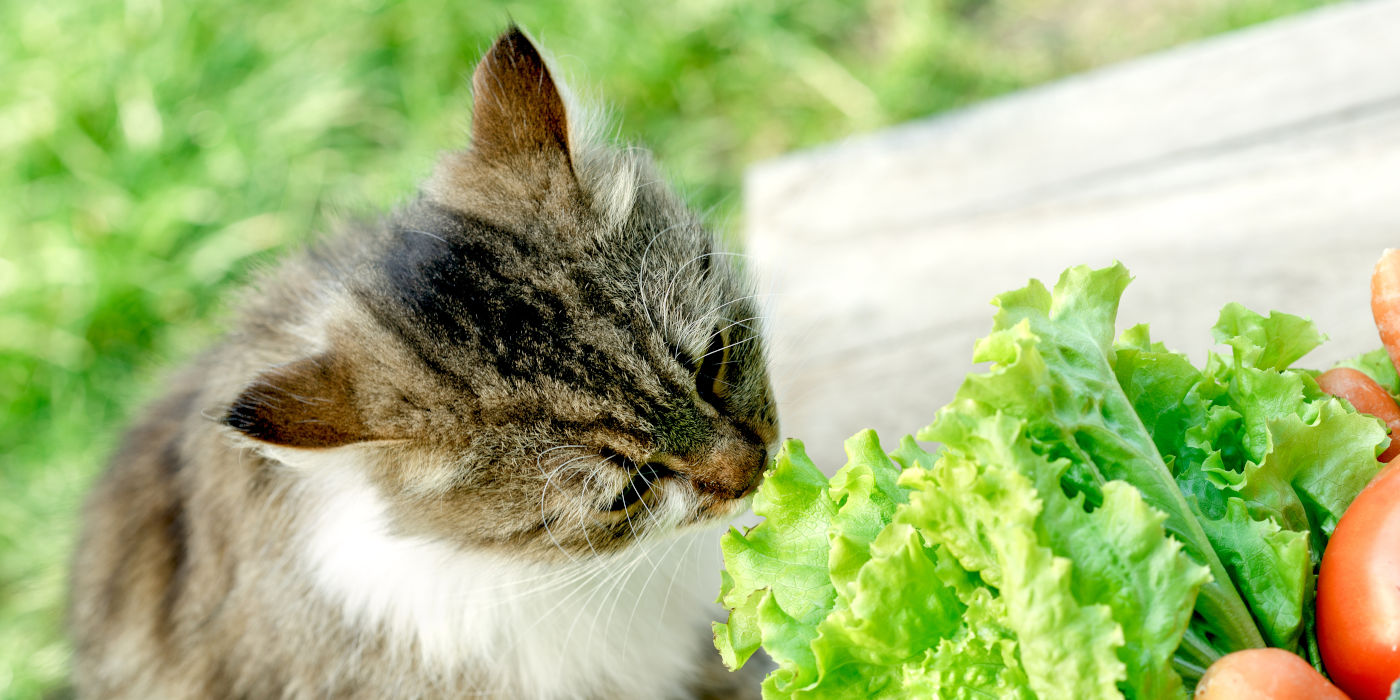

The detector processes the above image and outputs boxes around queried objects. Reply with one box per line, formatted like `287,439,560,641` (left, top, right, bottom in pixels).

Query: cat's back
68,354,450,699
69,367,218,696
68,250,413,698
68,26,771,700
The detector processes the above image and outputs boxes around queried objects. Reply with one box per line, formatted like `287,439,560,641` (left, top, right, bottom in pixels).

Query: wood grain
748,0,1400,469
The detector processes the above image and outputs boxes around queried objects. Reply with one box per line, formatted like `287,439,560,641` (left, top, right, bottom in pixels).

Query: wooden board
746,0,1400,469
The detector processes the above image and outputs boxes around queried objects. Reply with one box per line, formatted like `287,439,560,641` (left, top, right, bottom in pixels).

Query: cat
69,27,777,699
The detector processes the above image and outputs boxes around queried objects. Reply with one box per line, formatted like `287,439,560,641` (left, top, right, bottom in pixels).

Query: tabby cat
70,27,777,699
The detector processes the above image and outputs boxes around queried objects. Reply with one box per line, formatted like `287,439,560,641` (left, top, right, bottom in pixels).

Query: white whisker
657,530,706,634
638,223,687,332
565,544,650,655
695,323,762,364
535,445,590,562
620,530,690,660
402,228,448,243
677,292,776,343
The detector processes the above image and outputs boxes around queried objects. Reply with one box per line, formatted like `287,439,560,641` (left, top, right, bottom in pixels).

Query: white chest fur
292,466,721,699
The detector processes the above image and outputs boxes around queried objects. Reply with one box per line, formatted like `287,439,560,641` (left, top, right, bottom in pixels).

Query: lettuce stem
1171,657,1208,684
1074,433,1264,654
1175,626,1222,668
1091,378,1266,653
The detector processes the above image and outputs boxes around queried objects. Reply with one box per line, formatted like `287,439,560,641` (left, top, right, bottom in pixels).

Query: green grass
0,0,1335,695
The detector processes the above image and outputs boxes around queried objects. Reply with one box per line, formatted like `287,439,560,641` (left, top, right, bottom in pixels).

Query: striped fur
70,27,776,699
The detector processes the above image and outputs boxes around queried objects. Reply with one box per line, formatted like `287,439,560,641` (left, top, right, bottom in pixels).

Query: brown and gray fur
70,28,776,699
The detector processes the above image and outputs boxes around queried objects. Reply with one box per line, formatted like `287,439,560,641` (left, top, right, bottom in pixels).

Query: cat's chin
692,493,755,526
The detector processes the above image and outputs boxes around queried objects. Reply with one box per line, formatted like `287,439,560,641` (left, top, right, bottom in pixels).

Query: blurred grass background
0,0,1335,695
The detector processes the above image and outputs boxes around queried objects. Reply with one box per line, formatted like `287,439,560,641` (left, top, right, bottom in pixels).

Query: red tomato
1195,648,1348,700
1317,458,1400,699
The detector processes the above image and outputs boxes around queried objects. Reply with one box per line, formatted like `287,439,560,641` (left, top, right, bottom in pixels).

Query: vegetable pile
715,263,1395,699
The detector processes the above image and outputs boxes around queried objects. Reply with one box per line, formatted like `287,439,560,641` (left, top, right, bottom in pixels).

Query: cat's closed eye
696,324,731,406
70,25,775,700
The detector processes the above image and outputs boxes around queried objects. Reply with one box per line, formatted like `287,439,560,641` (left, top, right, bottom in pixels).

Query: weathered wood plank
748,0,1400,468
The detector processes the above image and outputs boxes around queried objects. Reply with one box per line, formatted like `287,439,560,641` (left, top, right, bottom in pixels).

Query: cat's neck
289,455,720,698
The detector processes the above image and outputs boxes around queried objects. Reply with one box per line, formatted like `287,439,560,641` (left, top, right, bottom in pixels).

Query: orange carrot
1195,649,1349,700
1317,367,1400,461
1371,248,1400,377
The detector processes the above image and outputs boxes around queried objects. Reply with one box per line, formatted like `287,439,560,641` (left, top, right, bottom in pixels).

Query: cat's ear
470,26,572,166
224,354,372,448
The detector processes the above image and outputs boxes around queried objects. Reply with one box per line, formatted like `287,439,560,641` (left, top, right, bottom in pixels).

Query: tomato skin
1195,649,1348,700
1317,459,1400,700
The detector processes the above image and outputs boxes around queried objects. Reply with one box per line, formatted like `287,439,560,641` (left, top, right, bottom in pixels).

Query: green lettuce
716,263,1388,698
1336,347,1400,396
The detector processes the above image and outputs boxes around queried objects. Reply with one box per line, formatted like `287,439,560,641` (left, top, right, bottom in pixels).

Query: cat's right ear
223,354,373,449
468,26,572,167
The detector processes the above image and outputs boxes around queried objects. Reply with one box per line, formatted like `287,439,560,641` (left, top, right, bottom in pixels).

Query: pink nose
691,441,768,500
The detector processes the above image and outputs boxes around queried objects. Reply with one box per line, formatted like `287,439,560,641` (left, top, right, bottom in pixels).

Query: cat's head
222,28,778,561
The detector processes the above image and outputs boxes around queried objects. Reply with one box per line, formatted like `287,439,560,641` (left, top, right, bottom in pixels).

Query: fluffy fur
70,27,776,699
295,455,721,698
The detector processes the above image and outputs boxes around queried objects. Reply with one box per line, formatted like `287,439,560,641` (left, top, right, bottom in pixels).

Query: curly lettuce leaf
952,265,1262,656
901,443,1126,697
1198,499,1310,649
1238,402,1386,539
715,440,837,683
1113,304,1386,652
715,432,915,696
1212,303,1326,373
807,524,969,697
717,263,1390,698
917,411,1207,699
825,431,907,599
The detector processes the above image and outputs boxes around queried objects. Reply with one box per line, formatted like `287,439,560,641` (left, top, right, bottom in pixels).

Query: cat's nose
691,438,768,501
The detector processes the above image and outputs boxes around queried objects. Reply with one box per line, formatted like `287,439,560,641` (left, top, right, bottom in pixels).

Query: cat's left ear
223,354,374,448
469,26,572,167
